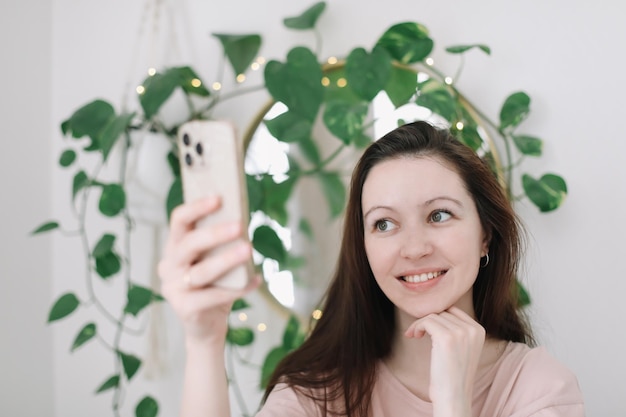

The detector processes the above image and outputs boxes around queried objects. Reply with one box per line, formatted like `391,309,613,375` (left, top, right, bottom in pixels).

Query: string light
327,56,338,65
212,82,222,91
191,78,202,88
256,56,266,65
147,67,157,76
456,121,464,130
337,78,347,88
251,62,260,71
257,323,267,332
236,74,246,83
425,57,434,66
136,85,145,94
238,313,248,322
312,309,323,320
321,77,330,87
444,76,453,85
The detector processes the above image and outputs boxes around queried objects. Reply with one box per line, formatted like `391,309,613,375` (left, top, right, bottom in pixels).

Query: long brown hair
263,121,533,416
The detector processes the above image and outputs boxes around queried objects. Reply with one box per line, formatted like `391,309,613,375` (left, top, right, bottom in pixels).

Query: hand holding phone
177,120,252,289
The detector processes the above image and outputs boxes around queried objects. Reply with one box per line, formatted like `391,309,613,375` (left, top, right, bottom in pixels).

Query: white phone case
177,120,251,289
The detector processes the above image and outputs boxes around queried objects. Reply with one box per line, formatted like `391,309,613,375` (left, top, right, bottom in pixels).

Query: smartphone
177,120,252,289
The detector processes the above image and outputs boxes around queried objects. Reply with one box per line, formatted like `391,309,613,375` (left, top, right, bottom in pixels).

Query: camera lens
195,142,203,156
183,133,191,146
185,153,193,166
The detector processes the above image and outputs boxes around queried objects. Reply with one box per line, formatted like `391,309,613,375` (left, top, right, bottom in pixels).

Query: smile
401,270,446,283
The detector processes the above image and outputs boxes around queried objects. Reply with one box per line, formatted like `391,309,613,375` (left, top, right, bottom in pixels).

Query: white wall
3,0,624,415
0,0,55,415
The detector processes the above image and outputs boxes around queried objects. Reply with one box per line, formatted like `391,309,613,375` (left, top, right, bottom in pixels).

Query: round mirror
242,62,503,322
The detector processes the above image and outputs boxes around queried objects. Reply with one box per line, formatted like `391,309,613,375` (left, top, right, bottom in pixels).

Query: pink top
256,342,585,417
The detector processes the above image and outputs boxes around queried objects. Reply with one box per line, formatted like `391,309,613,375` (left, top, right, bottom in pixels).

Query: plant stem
226,343,251,417
301,143,346,175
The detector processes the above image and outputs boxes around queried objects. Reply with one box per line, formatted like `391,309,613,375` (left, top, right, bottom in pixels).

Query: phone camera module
184,153,193,167
195,142,204,156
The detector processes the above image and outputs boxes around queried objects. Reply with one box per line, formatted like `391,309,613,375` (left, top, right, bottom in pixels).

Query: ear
480,229,491,257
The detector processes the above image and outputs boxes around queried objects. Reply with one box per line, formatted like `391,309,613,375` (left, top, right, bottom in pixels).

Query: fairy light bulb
147,67,157,76
321,77,330,87
212,82,222,91
257,323,267,332
238,313,248,322
327,56,338,65
337,78,347,88
136,85,145,94
312,309,323,320
191,78,202,88
456,121,464,130
425,57,434,66
236,74,246,83
256,56,266,65
251,62,260,71
444,76,453,85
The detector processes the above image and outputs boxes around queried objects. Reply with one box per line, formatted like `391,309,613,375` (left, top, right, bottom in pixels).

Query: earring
480,253,490,268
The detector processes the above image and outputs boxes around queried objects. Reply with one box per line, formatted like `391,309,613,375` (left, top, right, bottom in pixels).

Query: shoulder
490,342,585,416
256,383,321,417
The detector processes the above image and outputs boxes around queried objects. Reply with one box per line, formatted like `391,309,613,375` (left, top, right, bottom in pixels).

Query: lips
401,270,446,283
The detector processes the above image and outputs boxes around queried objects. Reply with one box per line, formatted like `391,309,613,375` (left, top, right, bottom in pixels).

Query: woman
159,121,585,417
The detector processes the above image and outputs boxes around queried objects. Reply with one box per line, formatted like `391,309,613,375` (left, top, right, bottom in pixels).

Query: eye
374,219,396,232
430,209,452,223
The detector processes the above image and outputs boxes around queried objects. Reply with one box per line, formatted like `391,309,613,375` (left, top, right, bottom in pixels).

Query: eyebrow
363,196,464,219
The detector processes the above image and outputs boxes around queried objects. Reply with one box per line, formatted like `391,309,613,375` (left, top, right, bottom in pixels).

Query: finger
446,306,481,326
184,240,252,288
405,314,452,339
168,196,221,245
172,221,244,269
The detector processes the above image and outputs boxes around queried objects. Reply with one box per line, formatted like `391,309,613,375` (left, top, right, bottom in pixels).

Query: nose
399,228,433,259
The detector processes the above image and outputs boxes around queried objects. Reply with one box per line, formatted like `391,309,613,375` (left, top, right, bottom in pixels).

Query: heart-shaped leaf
452,124,483,151
139,71,179,119
135,396,159,417
124,284,164,317
264,111,312,143
166,176,183,221
64,99,115,145
31,221,60,235
48,293,80,323
71,322,96,351
59,149,76,167
170,66,210,97
93,234,116,258
98,183,126,217
376,22,434,64
252,225,287,263
260,346,290,389
227,326,255,346
512,134,543,157
231,298,251,311
416,79,457,122
319,172,346,218
213,34,262,77
446,44,491,55
384,66,418,108
72,170,89,200
264,47,324,121
98,113,134,161
95,251,121,279
283,2,326,29
95,374,120,394
323,100,368,144
522,173,567,212
119,351,142,381
345,45,392,101
500,91,530,130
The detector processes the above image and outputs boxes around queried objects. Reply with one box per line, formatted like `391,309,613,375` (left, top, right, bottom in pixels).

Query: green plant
32,2,567,416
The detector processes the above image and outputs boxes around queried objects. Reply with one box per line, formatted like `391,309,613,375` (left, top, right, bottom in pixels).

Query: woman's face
362,156,488,320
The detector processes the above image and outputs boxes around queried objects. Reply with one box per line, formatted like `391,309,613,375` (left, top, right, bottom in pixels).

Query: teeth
403,271,444,283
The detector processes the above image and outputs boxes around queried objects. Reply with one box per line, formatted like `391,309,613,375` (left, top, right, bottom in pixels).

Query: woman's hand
158,196,260,347
404,307,486,417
